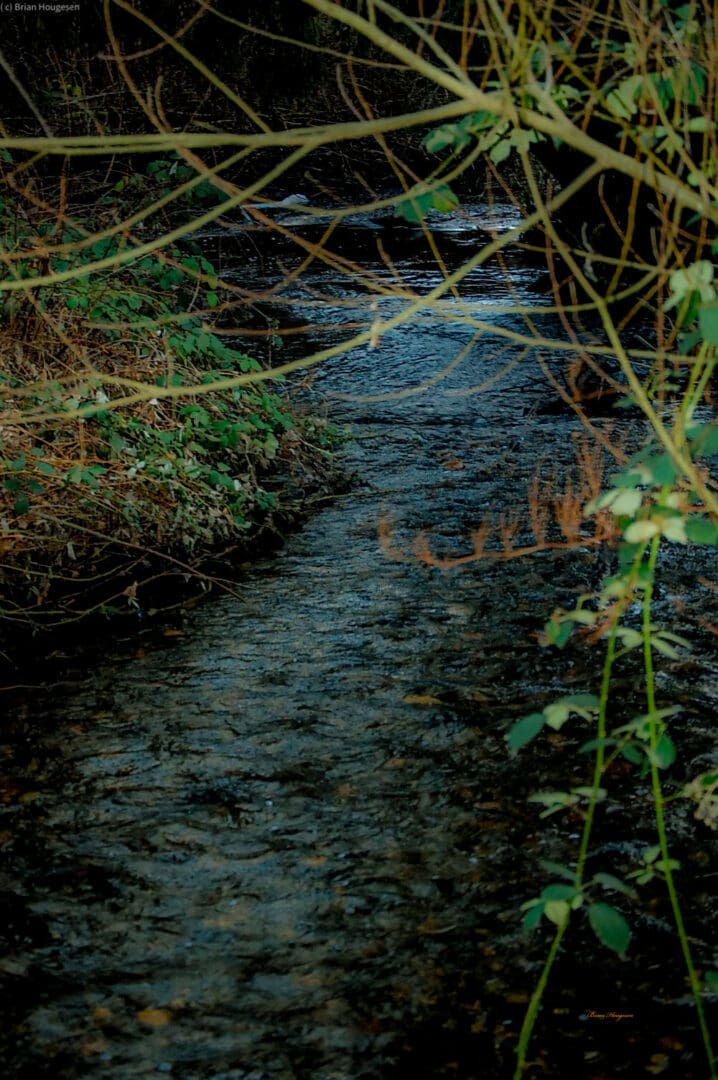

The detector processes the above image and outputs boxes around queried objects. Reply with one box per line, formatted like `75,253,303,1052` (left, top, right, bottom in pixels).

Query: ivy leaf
588,902,631,955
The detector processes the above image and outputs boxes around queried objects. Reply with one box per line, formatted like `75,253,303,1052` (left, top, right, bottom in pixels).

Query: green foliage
112,154,230,208
587,902,631,955
394,182,459,223
507,693,599,752
0,174,339,620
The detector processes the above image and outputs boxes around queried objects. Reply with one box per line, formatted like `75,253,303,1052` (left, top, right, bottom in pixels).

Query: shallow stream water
1,203,716,1079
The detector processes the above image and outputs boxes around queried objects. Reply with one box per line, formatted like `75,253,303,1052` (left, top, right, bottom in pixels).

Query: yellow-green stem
643,534,717,1078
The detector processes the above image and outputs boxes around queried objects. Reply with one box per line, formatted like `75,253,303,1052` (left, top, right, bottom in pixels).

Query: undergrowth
0,159,338,634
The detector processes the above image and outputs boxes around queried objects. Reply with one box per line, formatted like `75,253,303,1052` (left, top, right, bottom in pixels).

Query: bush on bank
0,161,338,638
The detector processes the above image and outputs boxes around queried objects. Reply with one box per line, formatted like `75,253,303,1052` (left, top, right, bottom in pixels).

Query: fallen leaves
136,1007,172,1027
403,693,442,705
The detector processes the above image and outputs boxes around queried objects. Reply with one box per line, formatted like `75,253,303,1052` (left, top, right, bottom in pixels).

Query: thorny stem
512,915,569,1080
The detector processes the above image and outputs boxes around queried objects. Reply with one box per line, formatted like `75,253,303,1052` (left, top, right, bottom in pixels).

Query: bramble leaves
507,694,600,753
588,902,631,955
394,184,459,223
507,712,546,753
663,261,715,311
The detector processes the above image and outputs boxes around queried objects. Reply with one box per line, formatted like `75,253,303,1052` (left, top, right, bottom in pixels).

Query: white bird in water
242,194,310,217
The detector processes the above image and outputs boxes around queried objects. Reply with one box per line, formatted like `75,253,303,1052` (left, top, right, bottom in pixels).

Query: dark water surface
2,205,716,1079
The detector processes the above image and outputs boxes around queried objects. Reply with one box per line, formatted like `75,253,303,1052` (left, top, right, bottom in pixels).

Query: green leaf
568,609,598,626
506,712,545,753
705,971,718,991
664,261,715,311
545,618,573,648
685,516,718,545
540,860,576,883
611,488,643,517
541,883,578,901
624,519,660,544
648,637,679,659
544,899,570,926
522,903,544,931
563,692,601,710
395,190,434,224
648,733,677,769
489,138,512,165
423,123,466,153
591,872,637,898
588,902,631,955
431,183,459,214
572,786,606,800
648,453,678,486
621,743,643,765
543,702,570,730
528,791,577,815
698,302,718,345
394,183,457,223
687,422,718,459
615,627,643,650
579,737,616,754
606,74,644,118
661,517,688,544
13,493,29,514
613,470,645,489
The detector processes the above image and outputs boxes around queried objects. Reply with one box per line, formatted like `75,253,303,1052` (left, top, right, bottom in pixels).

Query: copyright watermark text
0,4,82,12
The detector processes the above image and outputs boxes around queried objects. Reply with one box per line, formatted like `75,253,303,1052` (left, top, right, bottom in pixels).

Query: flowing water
1,203,716,1079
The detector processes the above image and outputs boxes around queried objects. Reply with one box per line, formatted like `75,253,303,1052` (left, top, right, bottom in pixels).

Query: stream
1,202,716,1079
